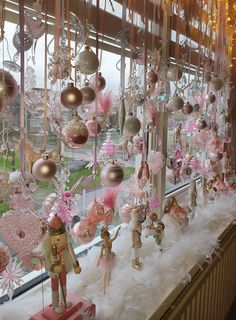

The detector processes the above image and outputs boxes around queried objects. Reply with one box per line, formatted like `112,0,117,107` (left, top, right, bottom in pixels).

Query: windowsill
1,193,236,320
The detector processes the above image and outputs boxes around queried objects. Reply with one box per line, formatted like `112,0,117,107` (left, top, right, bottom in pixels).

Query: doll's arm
111,226,121,241
67,241,81,274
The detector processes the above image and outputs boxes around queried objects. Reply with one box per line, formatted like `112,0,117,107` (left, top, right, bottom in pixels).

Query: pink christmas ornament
86,117,102,137
71,218,96,244
147,150,165,175
0,210,47,257
0,242,10,273
120,203,133,224
87,198,105,225
97,90,112,113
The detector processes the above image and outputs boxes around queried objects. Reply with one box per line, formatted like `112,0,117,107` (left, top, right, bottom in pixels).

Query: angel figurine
97,226,121,294
153,222,165,248
164,196,189,227
41,215,81,313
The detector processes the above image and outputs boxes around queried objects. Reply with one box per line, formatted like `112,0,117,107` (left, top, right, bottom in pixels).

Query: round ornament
61,83,82,109
0,69,18,102
72,218,96,244
197,119,207,130
147,69,158,84
210,77,223,91
182,102,193,114
76,46,99,75
209,151,223,162
0,242,10,273
80,82,96,104
100,162,124,187
90,72,106,91
32,154,57,181
86,117,102,137
167,65,182,82
167,95,184,111
13,26,33,52
205,92,216,104
61,118,89,148
123,113,141,137
193,103,200,112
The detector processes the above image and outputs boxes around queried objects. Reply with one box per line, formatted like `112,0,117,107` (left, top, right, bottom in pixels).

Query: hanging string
19,0,25,174
143,0,148,162
42,2,48,153
98,0,107,69
66,0,72,79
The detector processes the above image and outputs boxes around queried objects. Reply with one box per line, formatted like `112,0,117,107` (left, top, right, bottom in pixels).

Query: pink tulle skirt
99,252,116,272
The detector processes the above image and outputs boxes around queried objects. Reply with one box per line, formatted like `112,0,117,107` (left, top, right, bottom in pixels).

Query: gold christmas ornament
100,162,124,187
80,82,96,104
167,66,182,82
60,83,83,109
210,77,223,91
182,102,193,115
147,69,158,84
90,72,106,91
205,92,216,104
167,95,184,111
123,113,141,137
0,69,18,102
76,46,99,75
197,119,207,130
32,154,57,181
61,118,89,148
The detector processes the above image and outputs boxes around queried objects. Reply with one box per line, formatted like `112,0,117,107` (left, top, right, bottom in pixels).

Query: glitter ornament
32,154,57,181
100,162,124,187
147,69,158,84
76,46,99,75
60,83,82,109
210,76,223,91
167,95,184,111
197,119,207,130
61,117,89,148
205,92,216,104
123,113,141,137
167,65,182,82
80,82,96,104
86,117,102,137
0,69,18,102
90,72,106,91
182,102,193,114
13,26,33,53
0,243,10,273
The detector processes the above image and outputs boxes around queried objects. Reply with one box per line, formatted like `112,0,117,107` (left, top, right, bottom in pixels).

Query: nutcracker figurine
130,207,142,270
43,215,81,313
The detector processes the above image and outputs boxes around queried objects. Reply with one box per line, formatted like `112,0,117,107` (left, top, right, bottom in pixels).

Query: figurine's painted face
51,232,67,248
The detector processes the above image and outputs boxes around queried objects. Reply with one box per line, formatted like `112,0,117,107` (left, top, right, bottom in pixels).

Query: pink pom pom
100,187,120,210
148,195,160,209
71,218,96,244
0,242,10,273
120,204,133,224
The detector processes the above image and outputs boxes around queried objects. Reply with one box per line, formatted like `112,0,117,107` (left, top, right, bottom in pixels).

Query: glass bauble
100,162,124,187
61,118,89,148
32,154,57,181
0,69,18,101
61,83,82,109
210,77,223,91
205,92,216,104
76,46,99,75
123,113,141,137
182,102,193,114
90,72,106,91
80,82,96,104
86,117,102,137
167,95,184,111
167,66,182,82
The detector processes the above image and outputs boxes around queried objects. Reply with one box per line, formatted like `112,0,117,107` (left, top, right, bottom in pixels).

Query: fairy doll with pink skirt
97,226,121,294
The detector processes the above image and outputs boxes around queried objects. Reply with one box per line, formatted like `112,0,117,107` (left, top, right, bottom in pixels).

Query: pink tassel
97,91,112,114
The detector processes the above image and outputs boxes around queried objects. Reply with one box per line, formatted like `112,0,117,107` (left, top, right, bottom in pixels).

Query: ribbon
42,2,48,152
19,0,25,174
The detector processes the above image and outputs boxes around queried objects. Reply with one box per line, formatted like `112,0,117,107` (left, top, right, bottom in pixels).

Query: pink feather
97,91,112,113
100,187,120,210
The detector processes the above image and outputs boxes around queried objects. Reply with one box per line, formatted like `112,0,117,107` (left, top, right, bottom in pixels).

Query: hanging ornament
205,92,216,104
123,113,141,137
72,218,97,244
193,103,200,112
86,117,102,137
147,151,165,175
100,161,124,187
202,72,211,83
0,69,18,102
62,117,89,148
12,25,33,54
167,65,182,82
90,72,106,91
196,119,207,130
119,97,126,136
167,94,184,111
0,243,10,273
182,102,193,114
76,46,99,75
209,151,223,162
60,83,83,109
80,81,96,104
210,76,223,91
32,153,57,181
147,69,158,84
